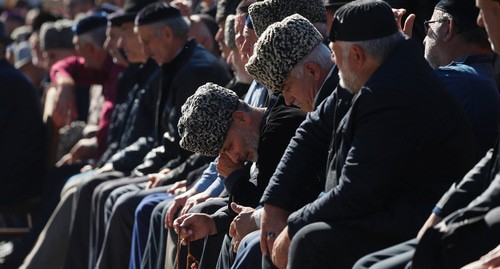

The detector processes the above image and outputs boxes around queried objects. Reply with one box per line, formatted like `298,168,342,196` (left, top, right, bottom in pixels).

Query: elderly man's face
120,22,147,63
220,121,260,164
241,25,257,64
331,41,361,94
423,9,450,68
136,24,169,65
281,65,320,112
216,21,231,60
476,0,500,53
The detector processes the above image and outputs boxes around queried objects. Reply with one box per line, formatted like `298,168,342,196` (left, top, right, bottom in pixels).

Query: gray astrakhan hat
40,20,74,50
224,14,236,49
249,0,327,37
178,83,240,157
245,14,322,93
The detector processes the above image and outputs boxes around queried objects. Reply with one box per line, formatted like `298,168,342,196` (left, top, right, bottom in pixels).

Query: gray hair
290,43,333,78
340,31,405,62
77,25,107,48
150,16,191,39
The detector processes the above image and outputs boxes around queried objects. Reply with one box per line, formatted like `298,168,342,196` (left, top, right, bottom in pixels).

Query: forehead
136,25,155,37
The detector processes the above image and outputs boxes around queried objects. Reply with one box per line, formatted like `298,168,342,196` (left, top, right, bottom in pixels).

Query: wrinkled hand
55,137,97,167
260,204,289,259
480,245,500,268
180,192,210,216
95,162,114,175
171,0,192,16
165,189,196,228
417,212,442,239
52,79,78,128
392,8,415,37
173,213,217,243
167,180,187,195
145,168,171,189
216,153,245,178
272,226,291,269
229,203,257,252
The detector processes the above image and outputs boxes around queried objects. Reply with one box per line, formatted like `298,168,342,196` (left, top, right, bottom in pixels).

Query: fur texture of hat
246,14,322,93
40,20,74,50
178,83,240,157
249,0,327,37
225,14,236,49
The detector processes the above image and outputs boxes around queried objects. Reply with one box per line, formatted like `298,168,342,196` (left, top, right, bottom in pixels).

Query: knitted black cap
435,0,480,32
329,0,398,42
72,12,108,35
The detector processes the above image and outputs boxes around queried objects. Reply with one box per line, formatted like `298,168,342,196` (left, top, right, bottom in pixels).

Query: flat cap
178,83,240,157
329,0,398,42
110,0,159,26
249,0,327,37
134,2,181,26
246,14,322,93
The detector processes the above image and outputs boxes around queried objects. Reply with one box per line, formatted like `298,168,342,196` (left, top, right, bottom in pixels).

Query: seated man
173,82,306,268
0,20,45,204
257,0,479,268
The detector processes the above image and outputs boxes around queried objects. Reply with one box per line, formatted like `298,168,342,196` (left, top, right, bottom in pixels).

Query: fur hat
225,14,236,49
246,14,322,93
216,0,241,23
14,41,32,69
40,20,74,50
249,0,327,37
178,83,240,157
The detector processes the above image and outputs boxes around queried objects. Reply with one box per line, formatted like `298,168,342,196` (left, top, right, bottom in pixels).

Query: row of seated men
0,0,499,268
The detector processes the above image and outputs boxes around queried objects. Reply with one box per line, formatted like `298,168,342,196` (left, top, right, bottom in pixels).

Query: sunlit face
29,31,46,69
423,10,449,68
220,123,260,163
104,25,123,64
216,22,231,60
136,24,169,65
281,70,319,112
331,41,360,94
234,13,246,59
476,0,500,53
241,26,257,64
120,22,147,63
73,36,99,68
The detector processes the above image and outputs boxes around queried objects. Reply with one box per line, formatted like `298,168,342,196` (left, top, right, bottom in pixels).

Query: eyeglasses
424,18,449,33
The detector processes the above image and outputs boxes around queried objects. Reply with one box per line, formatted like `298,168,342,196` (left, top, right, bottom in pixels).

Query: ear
350,44,367,70
163,26,174,43
442,18,456,42
232,111,251,126
304,62,321,81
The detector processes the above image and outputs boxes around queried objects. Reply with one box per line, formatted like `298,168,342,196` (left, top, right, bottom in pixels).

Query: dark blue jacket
0,59,45,203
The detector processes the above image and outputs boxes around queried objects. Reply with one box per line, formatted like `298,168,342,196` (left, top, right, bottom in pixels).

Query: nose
476,10,484,28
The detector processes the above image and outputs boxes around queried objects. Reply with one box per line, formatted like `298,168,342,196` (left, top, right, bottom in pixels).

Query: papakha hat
225,14,236,49
40,20,74,50
249,0,327,37
245,14,322,93
178,83,240,157
216,0,241,23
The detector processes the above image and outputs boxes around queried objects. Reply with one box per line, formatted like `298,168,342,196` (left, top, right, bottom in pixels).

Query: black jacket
97,59,160,170
264,39,478,244
212,96,307,232
113,40,230,176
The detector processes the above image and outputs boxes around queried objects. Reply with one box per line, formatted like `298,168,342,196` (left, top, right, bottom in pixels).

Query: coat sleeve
287,88,416,236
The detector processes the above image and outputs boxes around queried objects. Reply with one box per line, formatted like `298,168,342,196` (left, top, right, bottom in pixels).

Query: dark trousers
63,170,125,269
288,222,404,269
89,176,148,268
353,238,417,269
